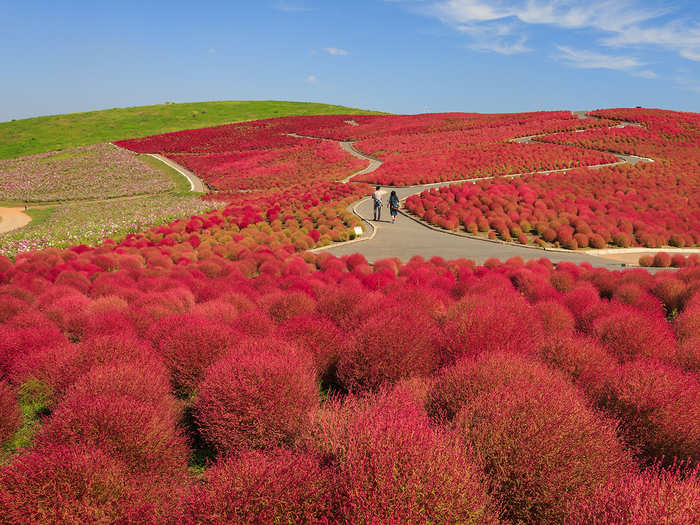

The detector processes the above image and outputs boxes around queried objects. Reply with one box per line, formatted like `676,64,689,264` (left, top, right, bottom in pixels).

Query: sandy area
0,207,32,234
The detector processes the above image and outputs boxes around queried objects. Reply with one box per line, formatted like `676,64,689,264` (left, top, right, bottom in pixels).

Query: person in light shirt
372,186,384,221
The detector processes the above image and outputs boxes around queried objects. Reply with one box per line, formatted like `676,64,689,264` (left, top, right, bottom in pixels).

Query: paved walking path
147,154,208,193
299,112,662,267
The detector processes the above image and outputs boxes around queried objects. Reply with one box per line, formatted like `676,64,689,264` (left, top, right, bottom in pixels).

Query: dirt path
0,207,32,234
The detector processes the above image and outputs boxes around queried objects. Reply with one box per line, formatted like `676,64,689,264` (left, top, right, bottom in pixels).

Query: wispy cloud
274,1,314,13
324,47,349,56
554,45,655,78
410,1,699,62
305,75,318,84
603,22,700,62
429,0,665,33
555,45,645,70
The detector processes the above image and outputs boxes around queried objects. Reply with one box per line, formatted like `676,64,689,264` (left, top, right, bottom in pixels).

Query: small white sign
354,226,363,236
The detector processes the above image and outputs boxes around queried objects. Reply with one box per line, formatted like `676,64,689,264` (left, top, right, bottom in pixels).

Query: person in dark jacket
388,190,399,223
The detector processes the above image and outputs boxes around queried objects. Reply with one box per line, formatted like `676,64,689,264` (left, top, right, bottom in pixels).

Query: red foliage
336,307,442,392
36,392,190,476
177,449,341,523
277,315,347,384
147,314,238,397
604,359,700,464
194,338,318,453
441,291,543,363
0,380,21,446
312,387,497,523
593,307,677,362
450,352,632,523
567,463,700,524
0,446,136,523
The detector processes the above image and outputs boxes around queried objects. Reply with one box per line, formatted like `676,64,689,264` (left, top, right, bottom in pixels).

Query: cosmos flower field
0,108,698,523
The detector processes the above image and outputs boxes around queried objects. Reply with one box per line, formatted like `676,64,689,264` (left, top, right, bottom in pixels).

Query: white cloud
430,1,665,33
274,1,314,12
456,22,531,54
603,22,700,61
324,47,349,56
305,75,318,84
417,1,699,61
680,49,700,62
554,45,654,78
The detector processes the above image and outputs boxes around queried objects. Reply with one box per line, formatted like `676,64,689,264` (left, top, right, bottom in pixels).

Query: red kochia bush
312,387,498,524
441,291,542,363
259,290,316,323
605,359,700,464
336,307,442,393
147,314,238,397
62,361,178,418
195,339,318,453
0,380,21,446
449,352,632,524
36,393,190,476
277,315,347,384
593,307,677,362
567,463,700,524
0,445,134,524
177,449,341,523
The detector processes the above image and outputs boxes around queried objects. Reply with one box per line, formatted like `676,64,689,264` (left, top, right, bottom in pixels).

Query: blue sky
1,0,699,121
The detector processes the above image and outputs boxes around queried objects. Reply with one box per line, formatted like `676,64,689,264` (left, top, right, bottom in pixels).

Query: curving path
298,113,662,267
0,207,32,234
147,154,208,193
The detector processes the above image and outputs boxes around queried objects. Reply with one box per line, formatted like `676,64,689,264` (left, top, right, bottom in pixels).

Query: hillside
0,100,384,160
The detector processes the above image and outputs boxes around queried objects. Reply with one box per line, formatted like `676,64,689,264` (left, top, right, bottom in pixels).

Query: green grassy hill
0,100,384,160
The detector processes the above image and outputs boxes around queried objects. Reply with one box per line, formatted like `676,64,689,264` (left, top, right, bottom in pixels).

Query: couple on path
372,186,399,223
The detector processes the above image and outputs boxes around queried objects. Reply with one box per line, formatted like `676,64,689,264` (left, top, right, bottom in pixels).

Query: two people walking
372,186,399,223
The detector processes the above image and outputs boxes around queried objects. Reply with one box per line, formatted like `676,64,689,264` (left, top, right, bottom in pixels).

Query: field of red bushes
407,108,700,250
1,108,699,522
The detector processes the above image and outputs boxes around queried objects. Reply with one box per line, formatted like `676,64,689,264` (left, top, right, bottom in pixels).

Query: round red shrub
534,299,576,338
277,315,347,385
0,445,134,523
442,291,542,363
567,463,700,525
62,360,178,418
606,359,700,464
589,234,607,249
653,251,672,268
652,276,686,313
312,388,497,523
593,308,677,362
230,308,275,338
451,352,632,523
36,393,190,476
177,449,341,523
195,339,318,453
336,307,442,393
678,336,700,372
639,255,654,267
147,314,238,397
259,290,316,323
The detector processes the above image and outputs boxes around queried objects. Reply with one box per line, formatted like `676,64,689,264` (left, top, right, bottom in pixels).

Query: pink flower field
0,143,174,202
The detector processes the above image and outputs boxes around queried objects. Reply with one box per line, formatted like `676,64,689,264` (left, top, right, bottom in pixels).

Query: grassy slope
0,100,384,160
